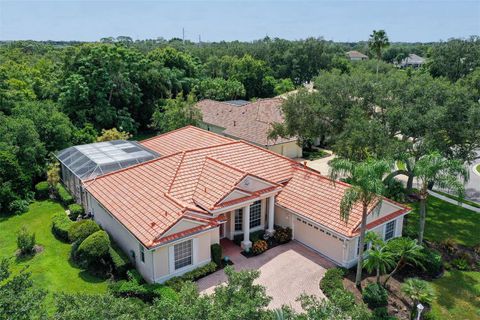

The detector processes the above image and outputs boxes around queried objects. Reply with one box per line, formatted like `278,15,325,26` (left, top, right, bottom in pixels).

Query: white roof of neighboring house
346,50,368,59
401,54,425,65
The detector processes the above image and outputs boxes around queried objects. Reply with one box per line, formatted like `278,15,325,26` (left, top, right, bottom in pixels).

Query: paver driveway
197,240,335,311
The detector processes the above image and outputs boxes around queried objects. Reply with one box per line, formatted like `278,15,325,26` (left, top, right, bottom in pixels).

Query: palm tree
401,278,435,319
383,237,424,286
329,158,391,287
368,30,390,75
414,152,469,244
363,239,395,284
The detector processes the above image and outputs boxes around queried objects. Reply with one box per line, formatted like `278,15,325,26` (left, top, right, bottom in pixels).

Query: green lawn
0,200,108,310
430,271,480,320
406,195,480,247
434,190,480,209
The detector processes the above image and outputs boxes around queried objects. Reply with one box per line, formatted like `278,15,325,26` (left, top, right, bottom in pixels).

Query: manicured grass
434,190,480,209
430,271,480,320
405,195,480,247
0,200,108,310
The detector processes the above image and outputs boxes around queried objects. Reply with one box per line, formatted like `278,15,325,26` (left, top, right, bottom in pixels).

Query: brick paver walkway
197,239,336,311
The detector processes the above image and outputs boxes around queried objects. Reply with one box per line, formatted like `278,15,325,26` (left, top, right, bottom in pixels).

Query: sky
0,0,479,42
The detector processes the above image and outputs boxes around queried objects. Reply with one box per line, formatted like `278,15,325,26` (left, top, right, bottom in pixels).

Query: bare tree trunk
418,195,427,244
383,258,403,287
376,267,380,284
406,173,414,193
355,204,368,288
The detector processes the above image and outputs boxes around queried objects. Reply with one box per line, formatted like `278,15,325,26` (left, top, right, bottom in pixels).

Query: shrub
210,243,222,266
451,258,470,271
109,245,131,278
34,181,49,200
252,240,268,254
77,230,110,266
109,279,178,302
372,307,396,320
68,219,100,243
319,267,345,298
273,226,292,244
17,226,35,255
164,262,217,291
127,269,145,284
250,230,265,243
52,212,74,242
440,237,457,254
362,283,388,309
8,199,29,215
383,178,407,203
68,204,84,221
56,183,74,206
420,247,443,277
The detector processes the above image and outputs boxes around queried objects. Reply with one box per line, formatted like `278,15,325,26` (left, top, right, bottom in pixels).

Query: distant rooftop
56,140,159,180
224,100,250,107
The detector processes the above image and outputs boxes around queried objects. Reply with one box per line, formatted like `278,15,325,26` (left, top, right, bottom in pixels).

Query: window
139,244,145,263
249,200,261,228
174,240,192,270
235,208,243,231
357,239,369,256
384,220,396,241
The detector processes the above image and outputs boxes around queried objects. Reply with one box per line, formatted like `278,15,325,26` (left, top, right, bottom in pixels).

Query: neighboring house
58,126,409,283
196,98,303,159
346,50,369,61
399,53,425,68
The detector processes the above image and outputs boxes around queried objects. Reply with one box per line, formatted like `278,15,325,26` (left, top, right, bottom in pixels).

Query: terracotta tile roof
139,126,233,156
196,98,297,146
276,167,410,237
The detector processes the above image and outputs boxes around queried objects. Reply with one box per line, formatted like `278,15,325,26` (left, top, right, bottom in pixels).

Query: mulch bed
239,239,289,258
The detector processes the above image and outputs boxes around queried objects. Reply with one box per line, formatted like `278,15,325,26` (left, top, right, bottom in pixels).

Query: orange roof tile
140,126,233,156
197,98,296,146
276,167,410,237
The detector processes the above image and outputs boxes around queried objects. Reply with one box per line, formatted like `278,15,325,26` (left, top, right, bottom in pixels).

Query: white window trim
168,238,198,274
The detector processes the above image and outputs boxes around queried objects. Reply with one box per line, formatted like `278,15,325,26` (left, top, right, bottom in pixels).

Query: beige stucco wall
274,205,294,228
268,142,302,159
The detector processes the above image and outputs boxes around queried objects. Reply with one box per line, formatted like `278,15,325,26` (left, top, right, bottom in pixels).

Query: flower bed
240,226,292,258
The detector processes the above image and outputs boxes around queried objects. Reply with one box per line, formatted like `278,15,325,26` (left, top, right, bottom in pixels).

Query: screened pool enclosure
56,140,159,205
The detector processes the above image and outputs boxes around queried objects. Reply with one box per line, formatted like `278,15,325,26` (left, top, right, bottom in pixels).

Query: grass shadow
433,270,480,311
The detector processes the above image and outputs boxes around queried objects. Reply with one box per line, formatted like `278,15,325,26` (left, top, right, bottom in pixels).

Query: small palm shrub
68,203,84,221
68,219,100,243
17,226,36,255
451,258,470,271
252,240,268,254
401,278,435,319
362,283,388,309
77,230,110,266
34,181,49,200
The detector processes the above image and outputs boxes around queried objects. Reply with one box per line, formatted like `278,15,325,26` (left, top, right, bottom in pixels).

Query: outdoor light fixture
416,303,424,320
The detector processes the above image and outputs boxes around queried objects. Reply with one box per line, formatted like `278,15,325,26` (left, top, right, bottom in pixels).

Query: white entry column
241,204,252,250
267,196,275,235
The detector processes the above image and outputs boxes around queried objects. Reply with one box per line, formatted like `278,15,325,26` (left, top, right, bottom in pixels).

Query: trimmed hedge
56,183,74,206
68,219,100,243
210,243,222,266
52,212,74,242
164,262,217,291
68,203,84,221
319,267,346,298
34,181,49,200
109,245,131,278
362,283,388,309
77,230,110,265
109,278,178,302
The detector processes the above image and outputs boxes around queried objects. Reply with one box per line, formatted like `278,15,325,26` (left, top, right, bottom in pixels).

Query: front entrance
219,222,226,239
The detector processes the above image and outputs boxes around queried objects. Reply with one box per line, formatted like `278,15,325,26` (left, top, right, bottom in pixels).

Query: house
346,50,369,61
59,126,409,283
399,53,425,68
196,98,303,159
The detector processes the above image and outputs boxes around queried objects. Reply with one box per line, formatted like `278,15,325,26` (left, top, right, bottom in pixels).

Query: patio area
197,239,336,311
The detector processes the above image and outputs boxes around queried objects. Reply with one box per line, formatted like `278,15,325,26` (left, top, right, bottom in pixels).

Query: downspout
151,249,156,283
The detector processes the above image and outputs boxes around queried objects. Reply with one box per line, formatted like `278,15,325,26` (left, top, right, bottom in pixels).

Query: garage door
293,216,344,264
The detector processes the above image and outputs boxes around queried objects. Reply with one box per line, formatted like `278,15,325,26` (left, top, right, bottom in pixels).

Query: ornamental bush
362,283,388,309
420,247,443,277
77,230,110,266
210,243,222,266
17,226,35,255
273,226,292,244
164,262,217,291
34,181,49,200
252,240,268,254
109,245,131,278
51,212,74,242
319,267,345,298
56,183,74,206
8,199,29,215
68,203,84,221
68,219,100,243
